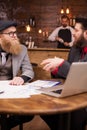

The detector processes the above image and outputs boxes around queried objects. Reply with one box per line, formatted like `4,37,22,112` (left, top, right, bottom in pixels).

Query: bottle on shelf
28,36,35,49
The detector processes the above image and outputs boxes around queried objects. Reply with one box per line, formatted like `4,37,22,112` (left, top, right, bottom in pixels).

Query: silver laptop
40,62,87,98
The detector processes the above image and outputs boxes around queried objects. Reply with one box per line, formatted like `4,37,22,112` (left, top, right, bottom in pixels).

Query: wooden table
0,92,87,130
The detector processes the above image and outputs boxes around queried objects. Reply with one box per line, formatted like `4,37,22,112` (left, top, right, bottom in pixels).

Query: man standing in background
48,15,74,48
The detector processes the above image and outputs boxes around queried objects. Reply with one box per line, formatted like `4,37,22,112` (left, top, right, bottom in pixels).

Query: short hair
61,15,70,21
75,18,87,30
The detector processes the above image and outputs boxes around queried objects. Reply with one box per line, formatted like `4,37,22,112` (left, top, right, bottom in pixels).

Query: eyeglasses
0,31,17,37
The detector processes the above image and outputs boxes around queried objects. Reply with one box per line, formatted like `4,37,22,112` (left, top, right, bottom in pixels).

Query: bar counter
28,48,70,65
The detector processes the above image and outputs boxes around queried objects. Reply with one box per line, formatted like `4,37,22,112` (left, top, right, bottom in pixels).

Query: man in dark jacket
41,18,87,130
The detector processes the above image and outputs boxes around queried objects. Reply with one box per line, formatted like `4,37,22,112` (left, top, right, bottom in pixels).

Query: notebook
40,62,87,98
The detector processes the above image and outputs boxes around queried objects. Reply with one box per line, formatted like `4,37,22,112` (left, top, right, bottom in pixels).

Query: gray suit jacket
12,45,34,80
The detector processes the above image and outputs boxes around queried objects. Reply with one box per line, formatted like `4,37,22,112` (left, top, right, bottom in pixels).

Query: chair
0,114,23,130
19,123,23,130
32,63,51,80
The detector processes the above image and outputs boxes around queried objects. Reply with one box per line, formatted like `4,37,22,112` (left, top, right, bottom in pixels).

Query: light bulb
61,7,64,14
38,29,42,33
66,7,70,14
26,25,30,32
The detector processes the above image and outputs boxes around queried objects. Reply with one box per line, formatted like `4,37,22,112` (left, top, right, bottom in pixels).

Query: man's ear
84,30,87,40
85,30,87,35
0,36,2,44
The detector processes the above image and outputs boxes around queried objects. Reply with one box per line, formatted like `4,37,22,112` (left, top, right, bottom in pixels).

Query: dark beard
62,24,67,27
1,37,22,55
74,35,87,48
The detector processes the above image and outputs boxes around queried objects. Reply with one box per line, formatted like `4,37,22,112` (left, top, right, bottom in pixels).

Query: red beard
1,37,22,55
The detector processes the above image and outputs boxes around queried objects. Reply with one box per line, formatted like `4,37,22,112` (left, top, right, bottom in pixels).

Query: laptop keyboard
52,89,62,94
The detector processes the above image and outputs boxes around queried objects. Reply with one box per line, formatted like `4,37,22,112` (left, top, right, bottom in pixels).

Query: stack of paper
0,80,41,99
28,80,61,89
0,80,61,99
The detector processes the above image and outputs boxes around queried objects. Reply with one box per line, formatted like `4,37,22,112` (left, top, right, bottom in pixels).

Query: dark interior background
0,0,87,48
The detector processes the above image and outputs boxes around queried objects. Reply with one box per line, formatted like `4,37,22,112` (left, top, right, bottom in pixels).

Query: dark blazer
54,46,87,79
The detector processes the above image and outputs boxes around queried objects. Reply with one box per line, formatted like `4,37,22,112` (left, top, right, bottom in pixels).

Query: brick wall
0,0,87,48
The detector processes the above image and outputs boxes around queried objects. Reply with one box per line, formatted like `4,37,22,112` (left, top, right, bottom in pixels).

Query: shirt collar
0,46,9,55
82,47,87,54
0,47,5,53
61,26,70,29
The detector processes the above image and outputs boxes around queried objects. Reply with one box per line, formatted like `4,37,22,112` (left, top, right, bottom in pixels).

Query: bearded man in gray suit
0,20,34,130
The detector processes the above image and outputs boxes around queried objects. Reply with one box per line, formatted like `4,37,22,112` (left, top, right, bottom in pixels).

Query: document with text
28,80,61,89
0,80,41,99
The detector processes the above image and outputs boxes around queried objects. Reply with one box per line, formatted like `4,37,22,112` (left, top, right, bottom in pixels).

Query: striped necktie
1,52,7,65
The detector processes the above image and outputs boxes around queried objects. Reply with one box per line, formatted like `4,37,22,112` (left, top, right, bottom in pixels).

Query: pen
0,91,4,94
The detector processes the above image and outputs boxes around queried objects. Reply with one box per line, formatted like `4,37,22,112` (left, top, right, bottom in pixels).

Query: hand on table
9,77,24,85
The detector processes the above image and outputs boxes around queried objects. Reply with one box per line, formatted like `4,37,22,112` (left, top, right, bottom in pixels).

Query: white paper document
0,80,61,99
28,80,61,89
0,80,41,99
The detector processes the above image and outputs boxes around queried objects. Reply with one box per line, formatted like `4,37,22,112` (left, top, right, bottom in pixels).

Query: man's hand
9,77,24,85
40,57,64,72
64,42,69,46
56,37,64,43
